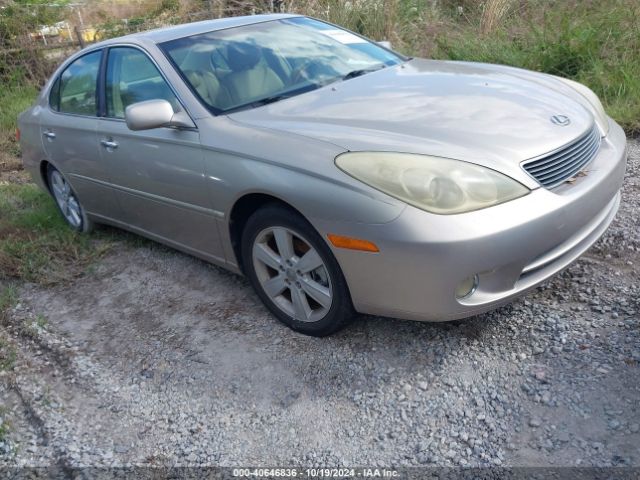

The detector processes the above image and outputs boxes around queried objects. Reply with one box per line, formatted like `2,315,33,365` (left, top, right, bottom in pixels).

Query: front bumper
315,118,627,321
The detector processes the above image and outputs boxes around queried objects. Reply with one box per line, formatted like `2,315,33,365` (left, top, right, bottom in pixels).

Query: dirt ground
0,141,639,469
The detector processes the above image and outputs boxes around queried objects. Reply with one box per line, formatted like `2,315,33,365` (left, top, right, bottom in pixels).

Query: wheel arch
39,160,52,193
228,192,310,273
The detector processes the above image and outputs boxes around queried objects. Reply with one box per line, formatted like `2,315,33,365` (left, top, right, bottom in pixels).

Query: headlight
555,76,609,135
336,152,529,215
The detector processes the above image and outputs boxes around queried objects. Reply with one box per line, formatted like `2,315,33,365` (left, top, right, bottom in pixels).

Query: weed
0,285,17,324
35,314,47,328
0,336,16,371
0,85,38,165
0,184,113,284
0,406,10,444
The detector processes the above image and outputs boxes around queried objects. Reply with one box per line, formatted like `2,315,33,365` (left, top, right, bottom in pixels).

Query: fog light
455,274,479,299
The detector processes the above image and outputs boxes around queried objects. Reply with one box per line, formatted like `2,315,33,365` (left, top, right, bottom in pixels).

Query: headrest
226,42,262,72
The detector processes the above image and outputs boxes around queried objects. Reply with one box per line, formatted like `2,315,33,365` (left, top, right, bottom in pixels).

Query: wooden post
74,26,85,48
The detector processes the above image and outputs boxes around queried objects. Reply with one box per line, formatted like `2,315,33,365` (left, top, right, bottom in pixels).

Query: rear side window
55,50,102,116
106,47,179,118
49,77,61,111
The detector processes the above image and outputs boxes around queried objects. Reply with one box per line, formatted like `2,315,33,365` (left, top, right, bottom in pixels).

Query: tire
46,164,94,233
241,204,354,336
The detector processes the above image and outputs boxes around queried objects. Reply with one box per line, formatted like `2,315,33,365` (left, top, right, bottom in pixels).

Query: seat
184,69,233,110
111,81,125,118
223,42,284,105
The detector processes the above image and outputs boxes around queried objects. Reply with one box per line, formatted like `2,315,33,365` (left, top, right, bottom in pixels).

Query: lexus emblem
550,114,571,126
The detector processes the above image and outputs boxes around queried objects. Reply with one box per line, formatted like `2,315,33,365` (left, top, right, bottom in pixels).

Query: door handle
43,131,56,139
100,139,119,149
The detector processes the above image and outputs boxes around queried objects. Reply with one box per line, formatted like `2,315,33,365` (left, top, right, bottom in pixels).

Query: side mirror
125,99,195,131
377,40,392,49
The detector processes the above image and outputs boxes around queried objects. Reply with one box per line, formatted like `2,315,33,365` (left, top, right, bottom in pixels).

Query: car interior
176,40,297,111
107,48,180,118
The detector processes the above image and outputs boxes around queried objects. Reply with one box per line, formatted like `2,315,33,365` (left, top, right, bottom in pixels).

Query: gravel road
0,141,638,469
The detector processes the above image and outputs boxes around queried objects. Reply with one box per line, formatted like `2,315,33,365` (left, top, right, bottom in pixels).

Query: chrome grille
522,126,601,188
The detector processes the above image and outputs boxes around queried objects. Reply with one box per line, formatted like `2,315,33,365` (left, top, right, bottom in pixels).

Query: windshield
160,17,404,114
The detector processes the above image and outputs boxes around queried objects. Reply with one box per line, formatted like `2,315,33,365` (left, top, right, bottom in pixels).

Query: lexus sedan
18,14,627,336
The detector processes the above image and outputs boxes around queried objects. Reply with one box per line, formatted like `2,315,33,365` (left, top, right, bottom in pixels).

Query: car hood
230,59,596,184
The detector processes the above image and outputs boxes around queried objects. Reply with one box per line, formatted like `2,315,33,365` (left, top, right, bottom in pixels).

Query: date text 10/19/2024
232,468,399,478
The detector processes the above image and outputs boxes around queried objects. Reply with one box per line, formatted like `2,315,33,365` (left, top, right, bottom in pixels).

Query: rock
529,418,542,428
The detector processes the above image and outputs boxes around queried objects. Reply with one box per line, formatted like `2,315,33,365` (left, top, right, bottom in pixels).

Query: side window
58,50,102,116
106,47,179,119
49,77,61,111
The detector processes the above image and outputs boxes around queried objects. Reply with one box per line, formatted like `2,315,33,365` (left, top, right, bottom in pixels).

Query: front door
97,46,224,261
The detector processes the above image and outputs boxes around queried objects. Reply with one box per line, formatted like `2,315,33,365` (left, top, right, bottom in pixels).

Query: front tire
47,165,93,233
241,204,353,336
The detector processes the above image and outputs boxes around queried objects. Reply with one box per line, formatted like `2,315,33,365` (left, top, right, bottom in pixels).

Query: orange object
327,234,379,252
15,128,20,142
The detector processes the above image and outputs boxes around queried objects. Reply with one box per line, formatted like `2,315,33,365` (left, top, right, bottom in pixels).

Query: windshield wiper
225,84,320,114
341,64,387,81
250,93,290,107
224,64,387,114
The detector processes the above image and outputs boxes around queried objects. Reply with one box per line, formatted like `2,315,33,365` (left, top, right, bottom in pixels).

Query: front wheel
241,204,353,336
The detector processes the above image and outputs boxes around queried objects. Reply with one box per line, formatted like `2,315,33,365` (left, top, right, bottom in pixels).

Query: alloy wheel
50,170,82,228
252,226,333,323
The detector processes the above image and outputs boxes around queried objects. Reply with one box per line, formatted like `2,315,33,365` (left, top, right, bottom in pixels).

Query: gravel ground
0,141,638,469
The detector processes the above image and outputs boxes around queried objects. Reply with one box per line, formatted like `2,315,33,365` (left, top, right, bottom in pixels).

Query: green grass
0,404,11,447
35,313,47,328
0,286,18,374
0,85,38,161
0,184,112,284
0,285,17,322
0,336,16,372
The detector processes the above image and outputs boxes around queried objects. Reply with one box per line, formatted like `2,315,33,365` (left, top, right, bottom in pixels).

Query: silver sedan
18,14,627,336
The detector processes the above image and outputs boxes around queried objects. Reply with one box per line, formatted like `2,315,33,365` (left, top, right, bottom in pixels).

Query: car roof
94,13,301,47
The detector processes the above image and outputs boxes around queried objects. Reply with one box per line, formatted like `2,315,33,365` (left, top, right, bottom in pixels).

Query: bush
0,1,70,86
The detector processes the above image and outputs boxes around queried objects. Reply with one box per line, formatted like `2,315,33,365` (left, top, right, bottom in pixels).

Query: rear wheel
241,204,353,336
47,165,93,233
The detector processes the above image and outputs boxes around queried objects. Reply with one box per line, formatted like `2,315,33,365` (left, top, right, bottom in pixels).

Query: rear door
39,49,120,219
97,46,224,260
